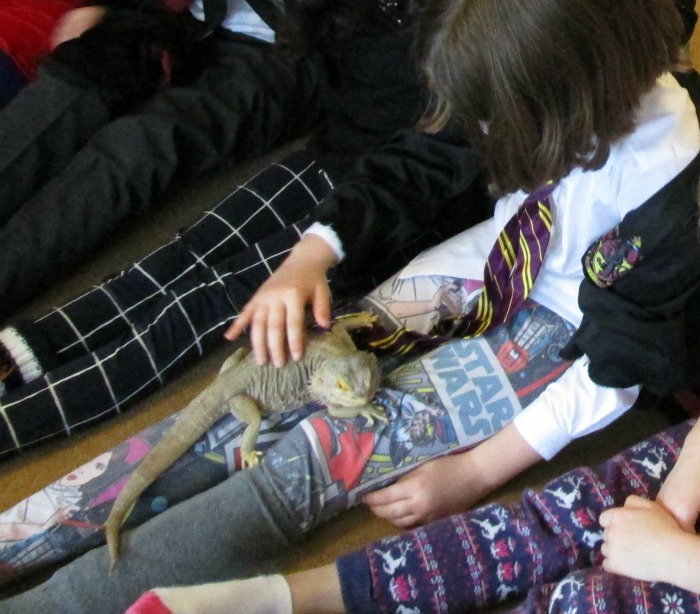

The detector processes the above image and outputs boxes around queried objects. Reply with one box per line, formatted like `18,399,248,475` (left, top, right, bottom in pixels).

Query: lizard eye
336,377,348,392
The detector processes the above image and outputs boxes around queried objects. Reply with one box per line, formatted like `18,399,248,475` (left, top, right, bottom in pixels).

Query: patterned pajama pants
0,149,331,456
337,418,698,614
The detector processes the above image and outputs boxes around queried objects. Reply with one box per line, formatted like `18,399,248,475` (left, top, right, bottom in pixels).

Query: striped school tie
350,182,555,356
451,181,554,336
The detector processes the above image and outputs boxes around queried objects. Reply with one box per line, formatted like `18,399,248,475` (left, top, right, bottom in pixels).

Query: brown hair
418,0,684,195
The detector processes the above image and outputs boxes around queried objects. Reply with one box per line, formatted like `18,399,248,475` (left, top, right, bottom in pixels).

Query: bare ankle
287,565,345,614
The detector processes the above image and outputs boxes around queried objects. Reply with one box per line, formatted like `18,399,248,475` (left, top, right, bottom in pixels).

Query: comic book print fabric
0,293,574,585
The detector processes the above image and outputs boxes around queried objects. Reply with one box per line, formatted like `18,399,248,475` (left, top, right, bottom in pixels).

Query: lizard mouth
337,395,373,407
309,384,373,408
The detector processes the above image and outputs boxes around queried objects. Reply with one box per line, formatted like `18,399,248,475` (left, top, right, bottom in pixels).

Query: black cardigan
306,2,487,290
561,70,700,396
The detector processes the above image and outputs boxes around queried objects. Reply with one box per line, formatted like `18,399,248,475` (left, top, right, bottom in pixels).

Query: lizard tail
104,375,235,572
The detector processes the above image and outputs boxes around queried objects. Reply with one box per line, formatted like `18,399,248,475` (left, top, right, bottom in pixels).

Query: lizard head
308,352,380,408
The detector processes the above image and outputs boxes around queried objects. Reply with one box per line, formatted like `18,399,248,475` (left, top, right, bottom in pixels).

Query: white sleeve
303,222,345,261
512,356,640,460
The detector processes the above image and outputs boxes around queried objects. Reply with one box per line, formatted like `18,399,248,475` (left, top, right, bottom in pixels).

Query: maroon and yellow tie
351,182,555,356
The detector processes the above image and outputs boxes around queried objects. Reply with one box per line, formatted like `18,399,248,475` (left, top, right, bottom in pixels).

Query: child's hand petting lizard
225,235,338,367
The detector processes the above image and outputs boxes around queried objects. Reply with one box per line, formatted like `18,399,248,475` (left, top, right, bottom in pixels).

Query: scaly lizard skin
104,312,385,571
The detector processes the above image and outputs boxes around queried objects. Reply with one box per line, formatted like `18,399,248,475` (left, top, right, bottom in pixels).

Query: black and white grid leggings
0,149,331,456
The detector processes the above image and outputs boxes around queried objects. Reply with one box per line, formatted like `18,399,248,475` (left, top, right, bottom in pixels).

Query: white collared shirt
189,0,275,43
309,73,700,459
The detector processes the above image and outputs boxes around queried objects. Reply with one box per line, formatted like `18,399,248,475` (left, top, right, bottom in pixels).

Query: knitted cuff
0,327,44,395
336,550,375,614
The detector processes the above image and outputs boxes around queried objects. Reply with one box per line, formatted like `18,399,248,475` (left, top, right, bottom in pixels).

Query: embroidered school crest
584,226,642,288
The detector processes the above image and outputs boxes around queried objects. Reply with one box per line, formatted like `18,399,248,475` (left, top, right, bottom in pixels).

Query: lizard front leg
329,312,378,350
227,394,264,468
327,403,388,426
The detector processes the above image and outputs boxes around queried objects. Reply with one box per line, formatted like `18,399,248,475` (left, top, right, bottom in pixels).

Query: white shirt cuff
303,222,345,262
512,356,640,460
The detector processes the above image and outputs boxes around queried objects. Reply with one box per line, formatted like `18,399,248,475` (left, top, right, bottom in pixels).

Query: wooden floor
0,28,698,605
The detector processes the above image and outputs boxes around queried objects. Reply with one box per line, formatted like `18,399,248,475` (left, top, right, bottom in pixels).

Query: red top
0,0,84,80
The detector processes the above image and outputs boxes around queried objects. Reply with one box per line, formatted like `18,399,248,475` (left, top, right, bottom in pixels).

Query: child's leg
334,419,693,613
0,355,544,600
0,52,29,109
0,462,307,614
0,220,319,456
0,177,476,454
0,35,318,318
128,568,341,614
517,567,700,614
0,149,326,389
0,288,582,587
0,65,113,225
119,419,693,614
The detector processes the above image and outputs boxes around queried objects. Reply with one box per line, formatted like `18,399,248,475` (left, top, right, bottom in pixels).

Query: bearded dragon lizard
105,312,385,570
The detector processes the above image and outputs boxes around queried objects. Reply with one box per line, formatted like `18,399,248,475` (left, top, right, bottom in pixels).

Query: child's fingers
266,305,288,368
363,481,412,507
250,306,271,366
312,283,332,330
285,301,306,362
623,494,650,509
600,496,649,528
598,508,615,527
364,496,419,527
224,309,252,341
375,510,420,529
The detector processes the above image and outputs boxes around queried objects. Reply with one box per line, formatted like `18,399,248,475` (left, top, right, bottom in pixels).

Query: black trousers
0,149,329,456
0,30,319,318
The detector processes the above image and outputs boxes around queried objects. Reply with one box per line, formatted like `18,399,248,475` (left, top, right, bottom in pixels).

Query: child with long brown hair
114,0,700,610
226,0,699,530
3,0,700,611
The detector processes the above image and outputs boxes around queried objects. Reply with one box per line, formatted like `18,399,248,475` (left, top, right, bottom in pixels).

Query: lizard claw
360,404,388,426
335,311,378,329
242,450,263,469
